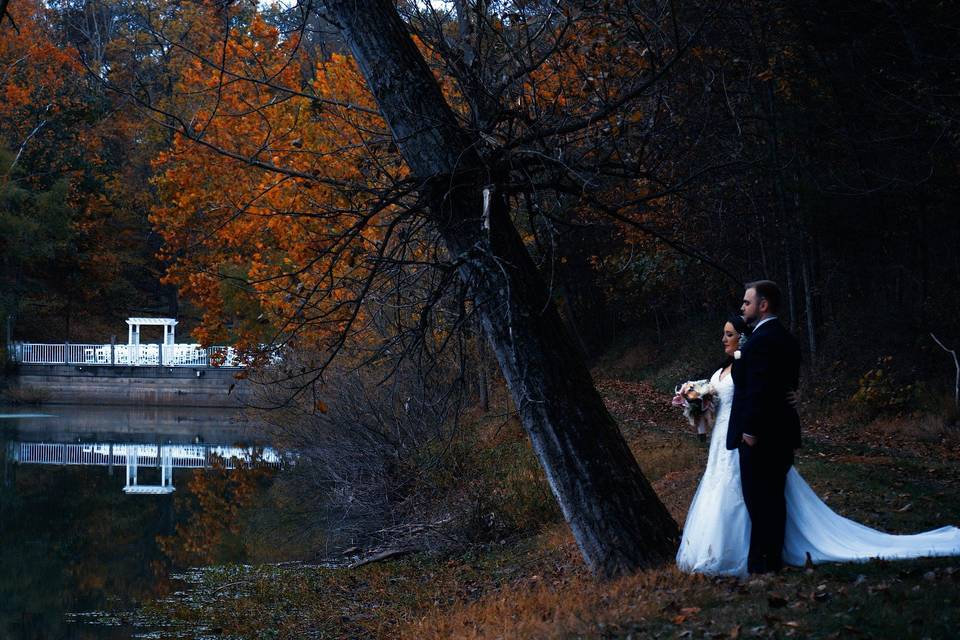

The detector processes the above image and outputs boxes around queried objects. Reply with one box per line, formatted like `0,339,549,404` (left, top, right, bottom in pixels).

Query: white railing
10,442,282,469
11,342,243,367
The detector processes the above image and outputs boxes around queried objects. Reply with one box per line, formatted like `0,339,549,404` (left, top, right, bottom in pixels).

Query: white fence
10,442,282,469
11,342,241,367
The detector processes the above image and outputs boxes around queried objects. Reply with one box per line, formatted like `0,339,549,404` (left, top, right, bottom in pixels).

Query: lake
0,405,281,639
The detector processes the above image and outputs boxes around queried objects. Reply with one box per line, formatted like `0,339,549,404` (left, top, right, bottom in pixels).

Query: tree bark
477,327,490,413
785,246,797,334
801,240,817,366
321,0,678,576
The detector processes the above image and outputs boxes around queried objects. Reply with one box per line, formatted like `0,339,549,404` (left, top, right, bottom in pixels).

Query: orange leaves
157,461,275,567
0,1,84,166
149,7,406,352
3,83,31,107
524,13,649,127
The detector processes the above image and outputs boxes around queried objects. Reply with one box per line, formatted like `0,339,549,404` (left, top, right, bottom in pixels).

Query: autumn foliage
144,2,695,361
157,456,275,567
0,0,170,339
149,7,407,354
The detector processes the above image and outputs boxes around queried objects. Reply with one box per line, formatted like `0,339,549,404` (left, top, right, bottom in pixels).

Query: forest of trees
2,0,959,575
3,1,956,358
0,0,176,342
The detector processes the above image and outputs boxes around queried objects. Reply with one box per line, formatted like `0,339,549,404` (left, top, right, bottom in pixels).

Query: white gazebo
127,317,177,346
10,316,241,367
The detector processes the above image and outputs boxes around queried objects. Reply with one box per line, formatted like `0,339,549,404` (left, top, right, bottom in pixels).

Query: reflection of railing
11,343,242,367
10,442,281,469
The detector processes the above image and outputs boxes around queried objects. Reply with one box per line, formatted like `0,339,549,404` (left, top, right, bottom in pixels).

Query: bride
676,314,960,576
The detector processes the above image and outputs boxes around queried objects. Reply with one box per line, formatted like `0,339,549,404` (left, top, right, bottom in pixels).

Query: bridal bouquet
671,379,717,441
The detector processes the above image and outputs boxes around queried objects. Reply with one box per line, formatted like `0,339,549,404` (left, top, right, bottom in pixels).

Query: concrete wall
9,364,249,408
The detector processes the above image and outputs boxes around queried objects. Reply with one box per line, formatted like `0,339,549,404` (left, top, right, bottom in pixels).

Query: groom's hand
787,389,801,408
742,434,757,447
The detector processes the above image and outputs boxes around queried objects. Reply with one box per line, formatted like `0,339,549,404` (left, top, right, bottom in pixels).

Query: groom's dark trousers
727,319,801,573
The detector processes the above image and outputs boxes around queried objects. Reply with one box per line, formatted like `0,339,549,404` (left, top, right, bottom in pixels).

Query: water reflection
0,405,276,639
11,442,281,495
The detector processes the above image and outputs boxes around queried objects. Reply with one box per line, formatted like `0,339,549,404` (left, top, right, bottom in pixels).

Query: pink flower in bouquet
671,379,718,440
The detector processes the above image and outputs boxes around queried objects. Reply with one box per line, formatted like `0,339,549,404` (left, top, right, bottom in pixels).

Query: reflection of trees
0,463,172,637
157,455,276,568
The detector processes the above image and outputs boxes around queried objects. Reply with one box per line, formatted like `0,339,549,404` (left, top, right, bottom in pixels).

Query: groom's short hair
746,279,782,313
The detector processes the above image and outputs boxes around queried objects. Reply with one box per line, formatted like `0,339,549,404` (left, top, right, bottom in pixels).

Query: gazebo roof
126,317,178,326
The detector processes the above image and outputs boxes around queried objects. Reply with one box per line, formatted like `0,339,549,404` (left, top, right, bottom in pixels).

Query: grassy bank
138,377,960,639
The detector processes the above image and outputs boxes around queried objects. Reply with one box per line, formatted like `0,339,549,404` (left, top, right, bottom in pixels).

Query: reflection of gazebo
8,441,283,495
127,317,177,347
124,446,175,495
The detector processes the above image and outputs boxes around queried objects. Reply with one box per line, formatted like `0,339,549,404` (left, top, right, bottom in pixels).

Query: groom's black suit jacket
726,318,802,454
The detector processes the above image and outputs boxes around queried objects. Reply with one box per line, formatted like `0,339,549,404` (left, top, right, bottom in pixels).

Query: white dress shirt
753,315,778,331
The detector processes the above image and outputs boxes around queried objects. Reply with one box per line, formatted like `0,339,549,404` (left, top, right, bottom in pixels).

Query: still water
0,405,278,639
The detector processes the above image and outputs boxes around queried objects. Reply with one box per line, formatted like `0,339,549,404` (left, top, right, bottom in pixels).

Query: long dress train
677,368,960,577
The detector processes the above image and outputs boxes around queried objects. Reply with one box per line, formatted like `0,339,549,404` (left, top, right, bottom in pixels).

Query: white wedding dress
676,368,960,576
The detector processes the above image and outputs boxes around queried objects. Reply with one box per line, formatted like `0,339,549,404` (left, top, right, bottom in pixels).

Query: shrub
851,356,916,416
420,414,560,543
245,352,558,558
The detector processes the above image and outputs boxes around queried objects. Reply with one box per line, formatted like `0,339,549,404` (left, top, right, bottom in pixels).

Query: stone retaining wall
9,364,249,407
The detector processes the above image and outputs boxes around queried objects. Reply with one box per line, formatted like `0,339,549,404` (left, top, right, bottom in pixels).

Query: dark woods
3,0,956,379
1,0,958,575
558,1,960,371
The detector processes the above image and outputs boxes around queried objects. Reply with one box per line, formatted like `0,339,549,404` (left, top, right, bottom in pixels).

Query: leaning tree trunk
321,0,679,577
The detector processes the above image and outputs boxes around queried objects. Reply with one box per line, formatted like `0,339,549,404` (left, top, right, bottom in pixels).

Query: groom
727,280,801,574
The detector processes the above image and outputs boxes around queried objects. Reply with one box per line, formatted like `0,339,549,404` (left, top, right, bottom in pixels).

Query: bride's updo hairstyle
721,314,752,369
728,313,751,339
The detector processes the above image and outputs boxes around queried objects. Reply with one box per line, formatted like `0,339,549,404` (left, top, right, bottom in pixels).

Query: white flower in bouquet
671,379,718,441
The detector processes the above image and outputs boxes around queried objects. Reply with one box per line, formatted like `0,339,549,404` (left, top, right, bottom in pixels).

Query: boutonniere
733,350,742,360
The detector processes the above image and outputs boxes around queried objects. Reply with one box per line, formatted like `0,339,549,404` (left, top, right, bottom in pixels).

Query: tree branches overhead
81,1,740,370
